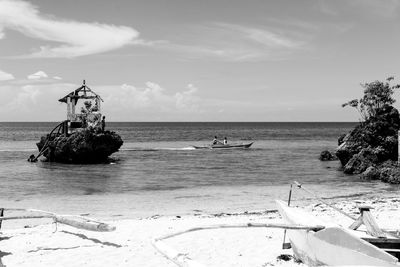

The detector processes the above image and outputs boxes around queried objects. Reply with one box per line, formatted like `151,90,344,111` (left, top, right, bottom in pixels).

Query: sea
0,122,399,221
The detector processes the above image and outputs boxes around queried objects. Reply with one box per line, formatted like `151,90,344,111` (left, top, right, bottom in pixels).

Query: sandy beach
2,0,400,265
0,196,399,267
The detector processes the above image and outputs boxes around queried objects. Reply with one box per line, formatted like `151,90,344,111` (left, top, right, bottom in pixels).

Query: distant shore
0,196,399,267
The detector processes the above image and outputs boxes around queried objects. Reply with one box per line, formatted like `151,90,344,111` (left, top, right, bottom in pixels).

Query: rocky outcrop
337,106,400,165
343,148,378,174
334,105,400,183
319,150,338,161
360,161,400,184
359,166,380,180
37,129,123,163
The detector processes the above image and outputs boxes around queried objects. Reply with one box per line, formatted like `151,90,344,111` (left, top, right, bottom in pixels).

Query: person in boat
223,137,228,145
101,116,106,132
212,136,223,145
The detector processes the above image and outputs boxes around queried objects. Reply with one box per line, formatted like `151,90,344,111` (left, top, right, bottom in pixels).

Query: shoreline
0,181,398,221
0,196,399,266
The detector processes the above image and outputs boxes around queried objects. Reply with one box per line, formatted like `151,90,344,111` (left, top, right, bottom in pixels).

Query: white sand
0,197,399,267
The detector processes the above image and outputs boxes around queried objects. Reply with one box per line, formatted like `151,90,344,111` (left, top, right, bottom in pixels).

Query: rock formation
335,105,400,179
37,129,123,163
319,150,338,161
322,77,400,184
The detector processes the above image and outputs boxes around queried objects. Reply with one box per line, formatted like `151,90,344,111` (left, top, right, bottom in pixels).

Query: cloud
175,84,200,111
317,0,400,18
217,23,303,49
0,78,294,121
0,82,74,120
0,0,139,58
27,71,48,80
152,23,307,62
104,82,201,114
0,69,14,81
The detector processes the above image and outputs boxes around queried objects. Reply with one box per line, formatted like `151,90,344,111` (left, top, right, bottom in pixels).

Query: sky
1,0,400,121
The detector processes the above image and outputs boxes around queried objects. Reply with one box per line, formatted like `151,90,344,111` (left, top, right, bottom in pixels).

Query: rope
30,120,68,161
293,181,357,220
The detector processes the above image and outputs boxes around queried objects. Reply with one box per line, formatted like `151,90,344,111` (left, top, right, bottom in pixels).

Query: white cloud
104,82,201,114
0,69,14,81
152,23,306,62
217,23,303,49
0,79,271,121
53,76,62,80
0,0,139,58
175,84,200,111
0,82,73,120
27,71,48,80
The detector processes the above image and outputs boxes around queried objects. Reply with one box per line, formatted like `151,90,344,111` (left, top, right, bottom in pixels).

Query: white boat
276,200,400,266
192,142,253,149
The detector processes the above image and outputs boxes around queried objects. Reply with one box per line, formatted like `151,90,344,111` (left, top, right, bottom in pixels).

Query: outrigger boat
277,182,400,266
277,200,400,266
152,181,400,267
192,142,253,149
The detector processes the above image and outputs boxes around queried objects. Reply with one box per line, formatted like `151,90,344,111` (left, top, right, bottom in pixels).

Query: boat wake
121,147,196,151
0,149,36,152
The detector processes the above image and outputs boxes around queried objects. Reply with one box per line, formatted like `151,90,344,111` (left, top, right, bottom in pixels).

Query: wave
121,146,196,151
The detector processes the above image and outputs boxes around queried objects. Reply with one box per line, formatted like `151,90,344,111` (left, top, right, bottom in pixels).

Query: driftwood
152,222,325,267
54,215,116,232
0,208,115,232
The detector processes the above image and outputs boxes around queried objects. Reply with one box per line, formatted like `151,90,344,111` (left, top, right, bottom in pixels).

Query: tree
342,77,400,121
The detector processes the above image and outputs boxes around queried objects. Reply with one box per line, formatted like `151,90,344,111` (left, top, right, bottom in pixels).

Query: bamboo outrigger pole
0,208,115,232
152,222,325,267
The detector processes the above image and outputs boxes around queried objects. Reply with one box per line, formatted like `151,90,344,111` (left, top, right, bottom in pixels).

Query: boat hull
276,200,399,266
193,142,253,149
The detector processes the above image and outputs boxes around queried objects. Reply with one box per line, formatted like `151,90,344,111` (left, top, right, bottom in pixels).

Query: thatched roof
59,80,103,103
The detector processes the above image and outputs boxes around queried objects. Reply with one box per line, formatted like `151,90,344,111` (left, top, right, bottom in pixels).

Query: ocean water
0,122,398,220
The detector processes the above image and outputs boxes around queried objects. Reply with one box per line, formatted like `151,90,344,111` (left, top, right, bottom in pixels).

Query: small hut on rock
59,80,104,133
33,80,123,163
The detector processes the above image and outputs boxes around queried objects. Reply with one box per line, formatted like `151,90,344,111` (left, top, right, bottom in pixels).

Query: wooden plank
349,206,387,238
361,210,387,238
363,238,400,244
349,216,363,230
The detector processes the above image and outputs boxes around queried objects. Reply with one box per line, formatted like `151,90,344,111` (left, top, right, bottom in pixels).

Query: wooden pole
398,130,400,164
282,184,293,249
0,208,4,229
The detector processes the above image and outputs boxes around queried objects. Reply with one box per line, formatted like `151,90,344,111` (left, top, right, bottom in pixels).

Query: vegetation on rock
335,77,400,183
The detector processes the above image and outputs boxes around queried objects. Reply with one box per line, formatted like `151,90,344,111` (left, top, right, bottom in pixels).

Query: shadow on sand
61,230,122,248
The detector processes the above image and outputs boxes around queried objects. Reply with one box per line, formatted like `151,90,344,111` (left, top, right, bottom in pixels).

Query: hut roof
58,81,103,103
